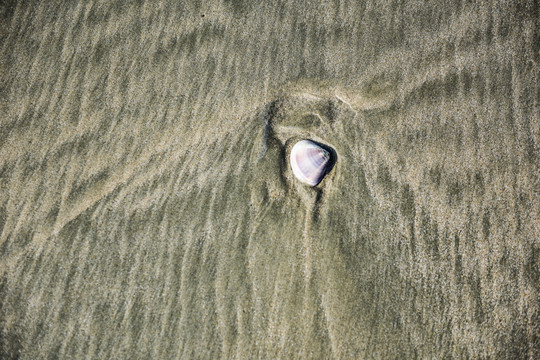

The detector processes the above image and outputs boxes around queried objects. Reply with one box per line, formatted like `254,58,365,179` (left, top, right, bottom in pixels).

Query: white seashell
290,140,331,186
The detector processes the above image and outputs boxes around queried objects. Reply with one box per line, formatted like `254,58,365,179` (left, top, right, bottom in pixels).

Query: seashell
290,140,331,186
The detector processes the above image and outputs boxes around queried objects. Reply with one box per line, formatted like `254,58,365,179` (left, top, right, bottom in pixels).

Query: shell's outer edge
290,140,331,186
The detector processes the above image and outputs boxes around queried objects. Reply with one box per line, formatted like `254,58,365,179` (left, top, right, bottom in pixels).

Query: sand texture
1,1,539,358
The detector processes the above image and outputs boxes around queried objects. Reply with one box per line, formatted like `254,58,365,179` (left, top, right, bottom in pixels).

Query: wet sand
1,1,539,358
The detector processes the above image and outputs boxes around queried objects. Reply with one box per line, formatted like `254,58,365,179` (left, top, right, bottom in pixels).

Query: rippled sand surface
1,1,539,358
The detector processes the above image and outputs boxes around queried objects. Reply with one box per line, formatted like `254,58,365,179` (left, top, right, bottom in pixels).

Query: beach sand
1,1,539,358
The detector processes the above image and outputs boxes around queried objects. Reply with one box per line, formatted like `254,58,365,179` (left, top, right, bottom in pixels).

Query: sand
1,0,539,358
